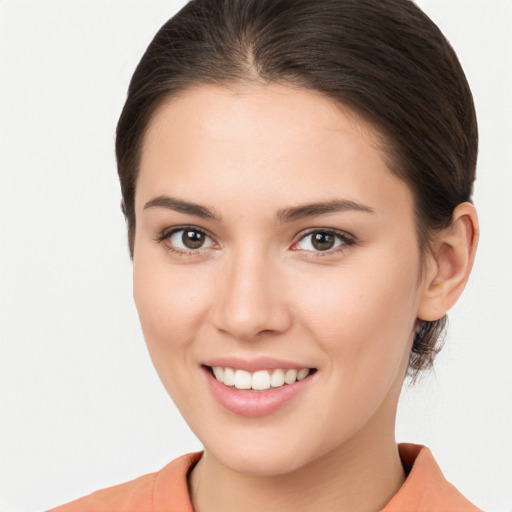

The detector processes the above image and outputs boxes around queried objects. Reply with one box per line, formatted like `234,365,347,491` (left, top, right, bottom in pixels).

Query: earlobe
418,202,479,321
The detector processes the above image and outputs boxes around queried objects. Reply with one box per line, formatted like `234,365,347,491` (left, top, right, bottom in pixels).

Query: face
133,83,429,476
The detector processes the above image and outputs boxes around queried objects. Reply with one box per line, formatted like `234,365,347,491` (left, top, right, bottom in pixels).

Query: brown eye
182,230,205,249
311,232,335,251
295,230,350,253
167,228,214,251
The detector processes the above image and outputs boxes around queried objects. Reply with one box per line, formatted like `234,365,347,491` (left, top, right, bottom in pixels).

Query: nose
212,248,292,341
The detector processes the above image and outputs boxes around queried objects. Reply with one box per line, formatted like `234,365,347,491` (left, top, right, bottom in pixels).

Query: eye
294,229,353,253
159,227,215,252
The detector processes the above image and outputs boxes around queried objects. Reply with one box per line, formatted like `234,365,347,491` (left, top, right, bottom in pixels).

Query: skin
133,83,478,512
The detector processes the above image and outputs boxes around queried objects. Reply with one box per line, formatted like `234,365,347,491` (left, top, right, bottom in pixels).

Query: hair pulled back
115,0,478,377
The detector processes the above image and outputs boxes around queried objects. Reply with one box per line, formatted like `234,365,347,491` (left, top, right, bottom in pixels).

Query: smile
210,366,311,391
203,363,317,417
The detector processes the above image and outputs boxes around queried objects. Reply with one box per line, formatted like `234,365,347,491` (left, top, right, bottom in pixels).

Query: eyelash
156,226,356,258
294,228,356,257
155,226,216,258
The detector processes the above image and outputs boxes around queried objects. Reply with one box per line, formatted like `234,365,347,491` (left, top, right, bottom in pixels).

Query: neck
189,418,405,512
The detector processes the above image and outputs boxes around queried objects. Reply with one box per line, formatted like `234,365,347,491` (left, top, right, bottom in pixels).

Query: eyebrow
144,196,222,222
275,199,375,223
143,195,374,223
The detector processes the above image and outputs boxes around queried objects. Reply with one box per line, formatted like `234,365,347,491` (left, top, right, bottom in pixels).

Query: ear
418,202,479,321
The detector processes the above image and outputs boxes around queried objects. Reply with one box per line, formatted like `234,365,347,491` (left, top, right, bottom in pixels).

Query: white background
1,1,511,511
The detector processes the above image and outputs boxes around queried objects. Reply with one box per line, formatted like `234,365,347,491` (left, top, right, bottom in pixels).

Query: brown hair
115,0,477,377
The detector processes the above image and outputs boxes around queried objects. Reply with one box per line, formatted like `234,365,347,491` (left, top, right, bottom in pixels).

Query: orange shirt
49,444,482,512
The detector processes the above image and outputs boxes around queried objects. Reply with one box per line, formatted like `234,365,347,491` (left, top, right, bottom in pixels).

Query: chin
211,442,313,477
195,422,337,477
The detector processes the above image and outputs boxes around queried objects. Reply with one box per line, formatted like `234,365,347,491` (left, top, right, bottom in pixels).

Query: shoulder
382,443,482,512
48,452,202,512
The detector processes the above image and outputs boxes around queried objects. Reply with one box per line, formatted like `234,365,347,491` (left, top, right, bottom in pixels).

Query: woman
50,0,481,510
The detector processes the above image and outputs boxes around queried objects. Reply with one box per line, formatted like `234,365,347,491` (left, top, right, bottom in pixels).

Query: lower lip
203,367,314,417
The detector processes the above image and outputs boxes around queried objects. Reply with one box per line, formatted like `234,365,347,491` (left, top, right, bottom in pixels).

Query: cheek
132,252,218,418
283,252,421,447
132,250,212,363
292,250,421,375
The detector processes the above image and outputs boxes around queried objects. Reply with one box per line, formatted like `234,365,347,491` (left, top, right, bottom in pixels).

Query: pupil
312,232,334,251
182,230,204,249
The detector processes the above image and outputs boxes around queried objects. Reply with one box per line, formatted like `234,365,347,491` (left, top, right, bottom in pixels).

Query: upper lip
202,356,315,373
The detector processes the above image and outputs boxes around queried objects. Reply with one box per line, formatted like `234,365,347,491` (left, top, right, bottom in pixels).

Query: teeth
211,366,311,391
223,367,235,386
234,370,252,390
284,369,297,384
252,370,271,391
212,366,224,381
270,369,285,387
297,368,309,380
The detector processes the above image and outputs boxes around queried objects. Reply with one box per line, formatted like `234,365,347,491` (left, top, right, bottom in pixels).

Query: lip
202,356,313,372
202,364,315,418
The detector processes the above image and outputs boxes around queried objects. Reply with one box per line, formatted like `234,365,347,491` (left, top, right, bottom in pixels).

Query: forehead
142,83,383,162
137,83,412,222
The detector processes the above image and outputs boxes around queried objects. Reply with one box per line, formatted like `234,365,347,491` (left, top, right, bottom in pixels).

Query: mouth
201,358,318,416
203,365,317,392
